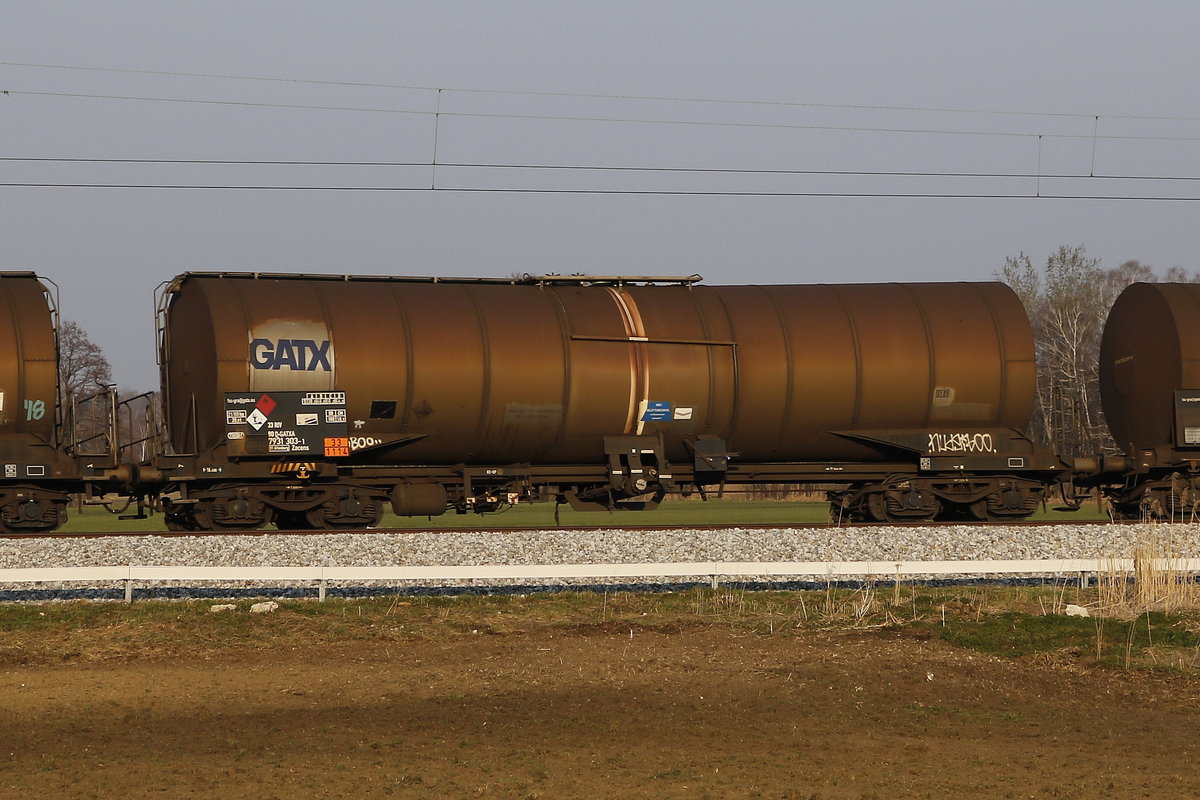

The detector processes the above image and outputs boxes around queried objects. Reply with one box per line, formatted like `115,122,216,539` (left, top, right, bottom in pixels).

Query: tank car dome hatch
1100,282,1200,452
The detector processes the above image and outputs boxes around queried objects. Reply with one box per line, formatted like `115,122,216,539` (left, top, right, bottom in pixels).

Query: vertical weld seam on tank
236,282,254,394
976,283,1010,426
546,286,573,455
689,287,719,434
828,285,863,426
605,287,646,435
760,286,793,461
4,284,25,436
899,284,937,427
227,279,258,456
465,285,491,461
392,284,416,430
310,281,336,394
711,289,742,443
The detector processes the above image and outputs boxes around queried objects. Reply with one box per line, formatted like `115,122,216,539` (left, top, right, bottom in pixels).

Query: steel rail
0,517,1130,540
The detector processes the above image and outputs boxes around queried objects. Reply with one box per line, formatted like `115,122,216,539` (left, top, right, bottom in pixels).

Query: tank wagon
145,272,1066,530
0,272,125,531
1096,282,1200,518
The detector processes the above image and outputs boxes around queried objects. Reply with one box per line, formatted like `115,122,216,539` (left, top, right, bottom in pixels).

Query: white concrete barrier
3,558,1198,602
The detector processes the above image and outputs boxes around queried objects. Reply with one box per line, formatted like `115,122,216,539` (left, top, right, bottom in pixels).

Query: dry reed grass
1096,524,1200,616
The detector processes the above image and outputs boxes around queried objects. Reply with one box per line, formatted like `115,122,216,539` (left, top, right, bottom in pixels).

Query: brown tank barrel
0,273,58,450
160,274,1035,465
1100,282,1200,452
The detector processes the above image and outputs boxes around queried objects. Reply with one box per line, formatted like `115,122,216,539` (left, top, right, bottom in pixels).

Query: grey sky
3,2,1198,388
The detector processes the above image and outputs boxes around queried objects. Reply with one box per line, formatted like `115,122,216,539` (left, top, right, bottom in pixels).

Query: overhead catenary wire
5,58,1200,124
2,182,1198,201
3,156,1200,183
6,88,1200,144
4,61,1198,200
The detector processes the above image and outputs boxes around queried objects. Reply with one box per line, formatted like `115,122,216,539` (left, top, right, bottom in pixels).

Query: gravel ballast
2,522,1199,601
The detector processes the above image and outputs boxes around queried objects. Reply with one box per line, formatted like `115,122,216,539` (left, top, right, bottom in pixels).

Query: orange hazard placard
324,437,350,457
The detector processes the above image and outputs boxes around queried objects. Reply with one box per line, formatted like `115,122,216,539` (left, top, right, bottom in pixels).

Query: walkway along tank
0,272,127,532
147,272,1066,530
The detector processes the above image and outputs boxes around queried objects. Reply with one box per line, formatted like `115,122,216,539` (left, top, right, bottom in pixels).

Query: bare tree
1101,259,1156,307
999,247,1133,457
57,320,114,455
998,253,1200,460
1038,246,1106,457
999,250,1200,457
1163,266,1200,283
58,320,112,400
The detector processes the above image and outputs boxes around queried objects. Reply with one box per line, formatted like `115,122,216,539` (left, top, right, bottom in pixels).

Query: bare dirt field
3,590,1200,799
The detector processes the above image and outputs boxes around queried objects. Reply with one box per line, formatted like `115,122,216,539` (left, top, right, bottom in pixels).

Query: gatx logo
249,338,333,371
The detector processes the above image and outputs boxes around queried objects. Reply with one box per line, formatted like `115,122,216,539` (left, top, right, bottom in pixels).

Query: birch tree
1001,251,1200,456
999,247,1117,456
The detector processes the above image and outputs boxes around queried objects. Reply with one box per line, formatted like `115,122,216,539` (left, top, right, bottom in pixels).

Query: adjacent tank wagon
1098,281,1200,517
149,272,1063,529
0,272,125,531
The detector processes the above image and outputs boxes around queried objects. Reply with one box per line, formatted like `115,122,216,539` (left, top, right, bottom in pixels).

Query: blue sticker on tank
641,401,673,422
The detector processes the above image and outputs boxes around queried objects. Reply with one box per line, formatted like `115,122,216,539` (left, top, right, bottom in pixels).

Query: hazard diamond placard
224,391,348,456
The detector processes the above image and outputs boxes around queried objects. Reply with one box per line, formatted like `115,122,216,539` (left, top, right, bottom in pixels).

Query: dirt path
4,624,1200,799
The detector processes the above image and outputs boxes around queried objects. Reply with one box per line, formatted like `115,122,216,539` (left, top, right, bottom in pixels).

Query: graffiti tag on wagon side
926,432,996,454
349,436,383,452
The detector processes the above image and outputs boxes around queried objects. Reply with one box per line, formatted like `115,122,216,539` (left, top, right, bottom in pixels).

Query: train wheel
305,497,385,530
0,498,67,533
966,500,1004,522
304,506,332,529
303,504,377,529
193,497,273,531
865,489,940,523
160,499,200,531
191,501,224,531
967,486,1039,522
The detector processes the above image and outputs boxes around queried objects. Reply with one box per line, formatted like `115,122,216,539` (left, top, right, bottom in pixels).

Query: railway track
0,517,1130,540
